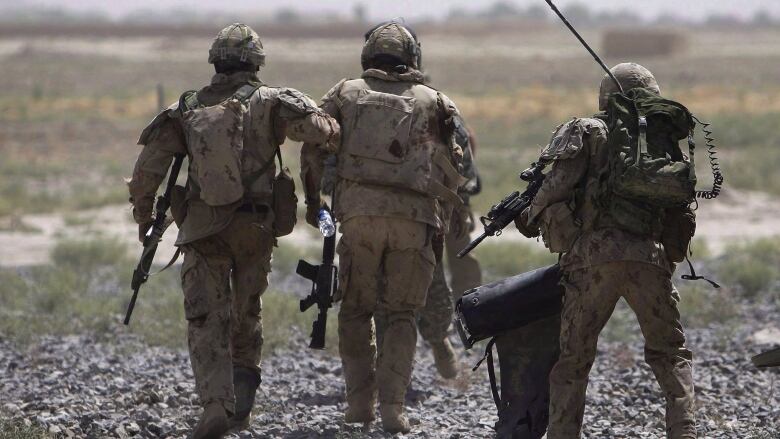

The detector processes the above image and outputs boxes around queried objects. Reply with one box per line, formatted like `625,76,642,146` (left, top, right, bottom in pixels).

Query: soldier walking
301,22,464,434
515,63,697,438
127,24,338,438
417,115,482,380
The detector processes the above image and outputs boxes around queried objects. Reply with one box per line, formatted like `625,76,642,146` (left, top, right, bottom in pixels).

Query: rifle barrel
123,286,140,325
457,232,488,258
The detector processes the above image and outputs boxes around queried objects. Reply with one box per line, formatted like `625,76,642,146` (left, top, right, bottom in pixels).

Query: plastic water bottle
317,209,336,237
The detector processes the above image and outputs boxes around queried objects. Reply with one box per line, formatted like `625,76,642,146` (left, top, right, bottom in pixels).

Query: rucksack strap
680,255,721,288
179,90,200,113
233,84,261,102
473,337,501,409
242,146,282,189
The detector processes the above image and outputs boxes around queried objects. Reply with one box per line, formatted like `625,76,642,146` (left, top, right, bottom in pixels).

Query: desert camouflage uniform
415,122,482,379
519,111,696,438
445,124,483,299
301,66,463,424
128,71,337,415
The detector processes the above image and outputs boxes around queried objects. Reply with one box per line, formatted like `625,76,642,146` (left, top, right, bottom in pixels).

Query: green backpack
599,87,697,237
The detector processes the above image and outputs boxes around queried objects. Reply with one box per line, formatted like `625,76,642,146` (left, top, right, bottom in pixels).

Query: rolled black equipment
455,264,565,349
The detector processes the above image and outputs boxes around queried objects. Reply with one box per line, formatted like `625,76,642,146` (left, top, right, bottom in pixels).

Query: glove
306,200,325,228
138,221,153,243
514,209,540,238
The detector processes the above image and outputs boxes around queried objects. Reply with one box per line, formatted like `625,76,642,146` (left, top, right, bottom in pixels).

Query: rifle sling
472,337,501,409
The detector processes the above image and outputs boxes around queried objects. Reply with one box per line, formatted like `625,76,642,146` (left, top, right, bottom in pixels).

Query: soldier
416,116,482,380
300,22,464,434
515,63,697,438
127,24,338,439
444,121,483,300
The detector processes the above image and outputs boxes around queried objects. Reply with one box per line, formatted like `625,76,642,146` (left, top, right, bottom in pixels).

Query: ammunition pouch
661,205,696,263
272,165,297,237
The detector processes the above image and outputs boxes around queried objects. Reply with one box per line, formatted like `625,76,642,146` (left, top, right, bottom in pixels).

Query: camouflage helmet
208,23,265,67
599,62,660,111
361,22,422,70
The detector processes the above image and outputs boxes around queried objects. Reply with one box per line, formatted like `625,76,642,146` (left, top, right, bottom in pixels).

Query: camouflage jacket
301,68,463,232
521,117,671,273
128,71,338,245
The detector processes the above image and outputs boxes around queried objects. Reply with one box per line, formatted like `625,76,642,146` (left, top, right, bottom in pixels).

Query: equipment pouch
602,195,660,238
272,166,298,237
169,184,188,227
182,98,246,206
661,206,696,263
539,201,580,253
347,90,415,163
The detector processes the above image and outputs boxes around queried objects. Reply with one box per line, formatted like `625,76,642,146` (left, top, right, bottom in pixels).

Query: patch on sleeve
137,101,179,145
539,118,605,161
278,88,319,116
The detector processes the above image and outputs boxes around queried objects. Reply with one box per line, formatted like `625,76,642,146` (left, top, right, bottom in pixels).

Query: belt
236,203,270,214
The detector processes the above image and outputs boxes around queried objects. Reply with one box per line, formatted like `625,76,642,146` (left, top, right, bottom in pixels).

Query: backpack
599,87,697,237
178,84,260,207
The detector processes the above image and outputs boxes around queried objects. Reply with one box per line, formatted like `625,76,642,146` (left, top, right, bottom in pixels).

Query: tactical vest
178,85,283,207
335,78,463,206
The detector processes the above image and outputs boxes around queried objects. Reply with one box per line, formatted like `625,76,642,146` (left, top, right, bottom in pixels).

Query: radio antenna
543,0,623,93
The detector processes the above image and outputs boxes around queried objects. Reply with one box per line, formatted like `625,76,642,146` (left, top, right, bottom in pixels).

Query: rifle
457,162,547,258
123,154,185,325
297,210,338,350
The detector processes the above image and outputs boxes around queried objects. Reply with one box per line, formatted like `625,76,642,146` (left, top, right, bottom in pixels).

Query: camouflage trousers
548,261,696,439
494,315,560,439
444,203,482,299
336,216,436,410
179,211,274,414
416,203,483,346
416,262,453,345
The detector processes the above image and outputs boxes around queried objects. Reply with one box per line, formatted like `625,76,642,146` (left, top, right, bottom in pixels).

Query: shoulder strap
178,90,200,114
242,146,283,188
472,337,501,409
233,84,261,102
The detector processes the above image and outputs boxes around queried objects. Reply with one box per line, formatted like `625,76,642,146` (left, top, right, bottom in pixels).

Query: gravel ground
0,306,778,439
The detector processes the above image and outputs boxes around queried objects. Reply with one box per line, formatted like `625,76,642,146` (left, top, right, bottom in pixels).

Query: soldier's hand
514,210,539,238
138,222,153,243
306,200,324,228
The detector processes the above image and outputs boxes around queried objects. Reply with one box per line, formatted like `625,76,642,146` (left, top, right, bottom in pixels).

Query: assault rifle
124,154,185,325
457,162,547,258
297,211,338,350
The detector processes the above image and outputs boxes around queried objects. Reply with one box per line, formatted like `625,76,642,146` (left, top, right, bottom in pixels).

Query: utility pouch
602,194,660,238
272,151,298,237
661,206,696,263
539,201,580,253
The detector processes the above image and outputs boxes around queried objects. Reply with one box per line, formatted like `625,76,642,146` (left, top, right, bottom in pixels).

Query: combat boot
344,404,376,424
191,401,230,439
380,404,411,434
431,338,458,379
227,367,261,432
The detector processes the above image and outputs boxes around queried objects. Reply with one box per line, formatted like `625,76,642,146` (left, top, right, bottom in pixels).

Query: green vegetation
0,237,336,353
0,419,47,439
717,237,780,298
469,240,557,283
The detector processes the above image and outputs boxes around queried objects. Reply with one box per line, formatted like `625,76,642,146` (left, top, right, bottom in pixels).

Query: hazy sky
17,0,780,21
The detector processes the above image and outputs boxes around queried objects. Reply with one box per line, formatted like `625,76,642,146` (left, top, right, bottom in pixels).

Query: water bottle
317,209,336,237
